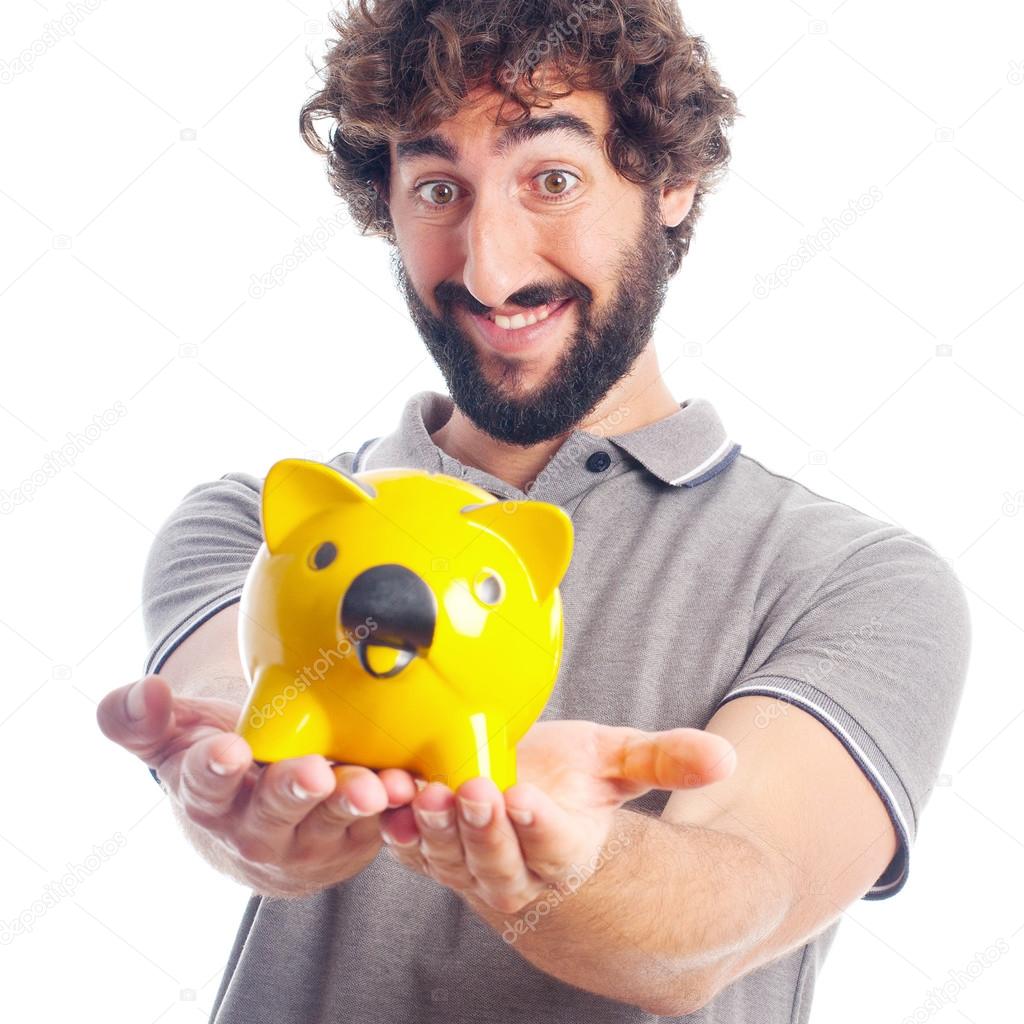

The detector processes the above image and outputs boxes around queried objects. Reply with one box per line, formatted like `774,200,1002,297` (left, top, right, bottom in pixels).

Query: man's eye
309,541,337,570
414,181,460,207
412,169,581,210
532,169,581,199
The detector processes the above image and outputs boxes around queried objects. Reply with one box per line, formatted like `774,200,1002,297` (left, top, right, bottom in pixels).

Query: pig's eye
309,541,337,570
473,570,504,606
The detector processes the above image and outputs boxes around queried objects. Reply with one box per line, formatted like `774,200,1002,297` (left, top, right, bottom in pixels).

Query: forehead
389,82,611,166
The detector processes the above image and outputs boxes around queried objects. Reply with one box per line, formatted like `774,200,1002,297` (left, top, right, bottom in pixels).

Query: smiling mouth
464,298,575,354
484,299,571,330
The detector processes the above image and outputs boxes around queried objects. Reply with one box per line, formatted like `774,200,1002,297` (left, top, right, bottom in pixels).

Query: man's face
386,80,680,446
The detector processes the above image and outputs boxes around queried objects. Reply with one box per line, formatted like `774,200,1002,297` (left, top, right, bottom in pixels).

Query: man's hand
380,719,737,914
97,674,419,897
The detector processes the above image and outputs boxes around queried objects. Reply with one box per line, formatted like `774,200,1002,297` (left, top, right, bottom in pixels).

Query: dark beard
389,190,672,447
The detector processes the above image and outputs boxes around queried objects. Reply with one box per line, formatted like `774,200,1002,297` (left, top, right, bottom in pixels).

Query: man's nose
460,189,541,309
341,563,436,653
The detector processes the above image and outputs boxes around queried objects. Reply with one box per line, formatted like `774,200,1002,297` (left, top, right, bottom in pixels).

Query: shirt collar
349,390,740,497
605,396,741,487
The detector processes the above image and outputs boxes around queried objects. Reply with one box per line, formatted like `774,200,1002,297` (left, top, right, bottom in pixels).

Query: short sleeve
717,530,972,900
141,472,263,676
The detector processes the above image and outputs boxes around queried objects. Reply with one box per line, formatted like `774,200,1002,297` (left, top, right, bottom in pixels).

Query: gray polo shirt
141,389,971,1024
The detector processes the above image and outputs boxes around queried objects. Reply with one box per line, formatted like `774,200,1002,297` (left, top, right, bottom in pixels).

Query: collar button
585,450,611,473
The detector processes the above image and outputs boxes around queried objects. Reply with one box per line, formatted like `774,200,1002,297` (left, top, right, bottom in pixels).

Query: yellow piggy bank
235,458,574,791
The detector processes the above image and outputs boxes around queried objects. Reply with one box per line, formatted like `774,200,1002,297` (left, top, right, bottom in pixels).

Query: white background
1,0,1021,1021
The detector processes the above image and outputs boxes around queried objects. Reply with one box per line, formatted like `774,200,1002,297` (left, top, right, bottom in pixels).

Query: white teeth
492,303,555,330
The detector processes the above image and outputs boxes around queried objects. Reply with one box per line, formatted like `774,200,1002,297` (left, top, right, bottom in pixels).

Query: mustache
436,284,588,318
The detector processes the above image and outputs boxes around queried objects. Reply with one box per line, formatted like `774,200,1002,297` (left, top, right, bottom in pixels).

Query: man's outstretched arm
382,697,897,1016
466,804,787,1016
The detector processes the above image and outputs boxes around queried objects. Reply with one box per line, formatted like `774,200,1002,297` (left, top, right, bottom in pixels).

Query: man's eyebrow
394,112,600,165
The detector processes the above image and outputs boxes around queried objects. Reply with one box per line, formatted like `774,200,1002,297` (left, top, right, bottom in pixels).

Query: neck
429,345,680,493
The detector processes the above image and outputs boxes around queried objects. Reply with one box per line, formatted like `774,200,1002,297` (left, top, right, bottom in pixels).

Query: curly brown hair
299,0,739,278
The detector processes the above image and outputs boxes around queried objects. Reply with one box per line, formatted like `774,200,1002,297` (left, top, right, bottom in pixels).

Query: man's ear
660,178,699,229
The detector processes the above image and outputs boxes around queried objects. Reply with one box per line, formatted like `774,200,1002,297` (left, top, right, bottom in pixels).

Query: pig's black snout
341,564,436,678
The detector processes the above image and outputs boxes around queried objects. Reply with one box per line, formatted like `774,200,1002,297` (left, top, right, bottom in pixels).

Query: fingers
387,779,548,913
645,727,737,787
174,732,254,822
297,765,390,847
96,675,175,765
378,767,420,809
404,783,472,888
449,778,533,909
232,755,336,862
502,781,588,882
601,725,737,796
380,804,418,842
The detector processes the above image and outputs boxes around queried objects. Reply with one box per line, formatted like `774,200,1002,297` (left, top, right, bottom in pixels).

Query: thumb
601,726,737,798
96,675,175,765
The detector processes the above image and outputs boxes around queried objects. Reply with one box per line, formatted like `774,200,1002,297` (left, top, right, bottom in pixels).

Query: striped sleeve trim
718,676,913,900
143,587,245,677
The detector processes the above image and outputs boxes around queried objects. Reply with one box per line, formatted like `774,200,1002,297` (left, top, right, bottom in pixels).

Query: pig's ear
459,500,574,602
261,459,374,555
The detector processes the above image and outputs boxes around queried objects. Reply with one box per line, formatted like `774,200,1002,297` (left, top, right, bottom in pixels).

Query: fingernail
382,831,419,848
339,795,367,817
458,797,492,827
209,758,239,776
290,780,311,801
416,807,454,830
507,807,534,826
126,680,147,721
